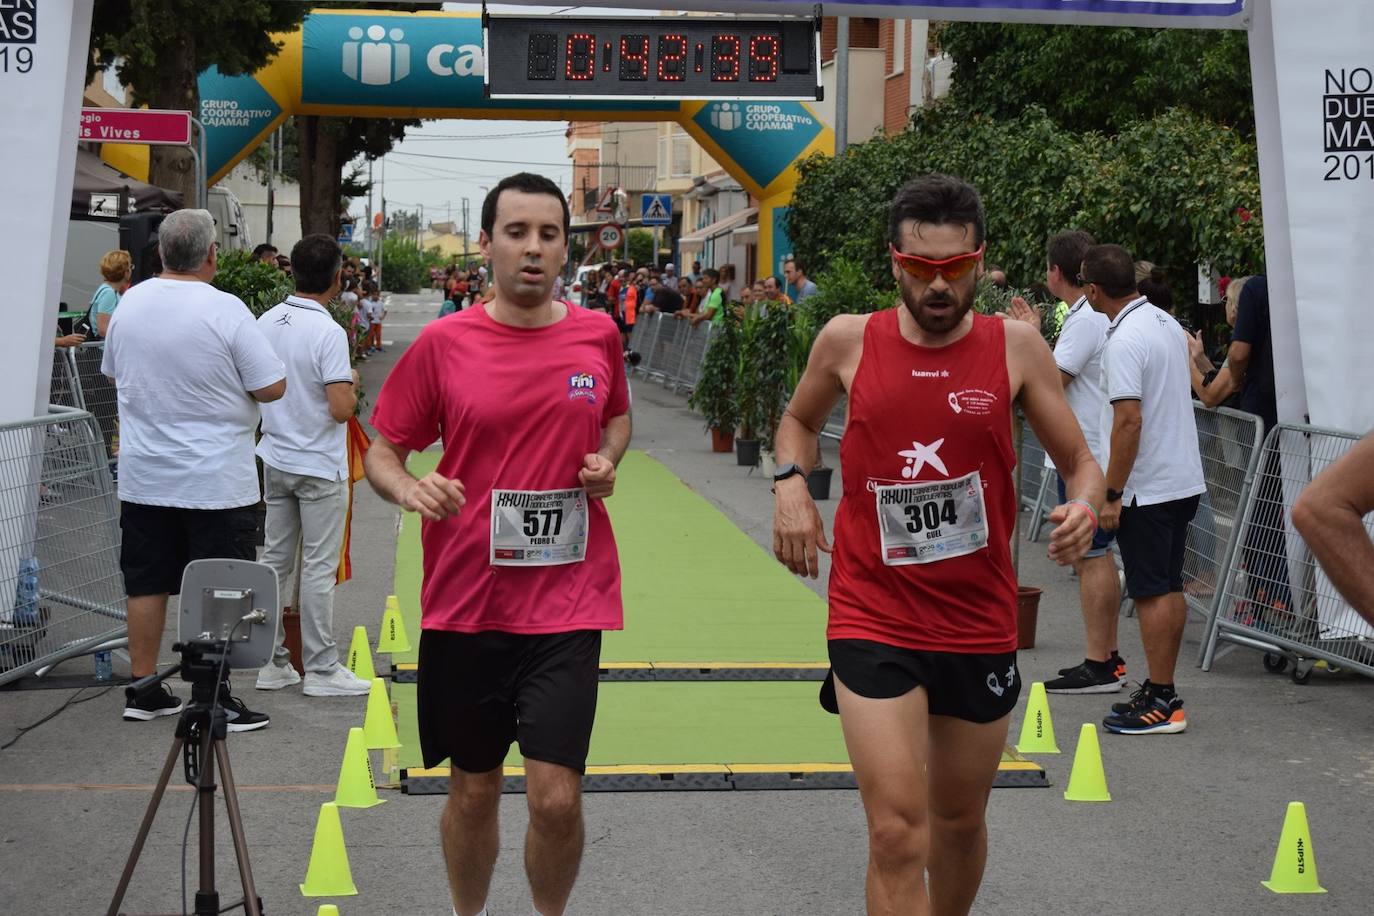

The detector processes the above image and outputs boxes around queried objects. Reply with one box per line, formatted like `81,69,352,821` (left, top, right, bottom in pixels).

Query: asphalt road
2,290,1371,915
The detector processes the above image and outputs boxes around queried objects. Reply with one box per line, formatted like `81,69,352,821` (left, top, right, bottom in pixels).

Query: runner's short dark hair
1046,231,1096,283
291,234,343,295
888,174,986,249
481,172,570,240
1081,244,1138,299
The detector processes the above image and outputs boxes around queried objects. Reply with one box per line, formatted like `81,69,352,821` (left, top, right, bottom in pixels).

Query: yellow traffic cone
363,677,402,750
1014,682,1060,754
376,596,411,654
300,802,358,897
316,907,341,915
335,727,385,809
345,626,376,681
1063,723,1111,802
1262,802,1327,894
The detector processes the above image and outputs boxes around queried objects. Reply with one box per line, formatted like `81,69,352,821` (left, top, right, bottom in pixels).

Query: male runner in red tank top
773,174,1105,916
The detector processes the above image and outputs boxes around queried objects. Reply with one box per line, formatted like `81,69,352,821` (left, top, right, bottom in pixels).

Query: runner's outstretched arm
365,433,467,522
1292,431,1374,625
772,316,857,578
1008,320,1103,565
580,413,632,500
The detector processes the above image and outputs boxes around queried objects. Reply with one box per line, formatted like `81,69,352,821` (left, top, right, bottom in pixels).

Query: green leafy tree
89,1,306,202
936,22,1255,135
627,229,656,266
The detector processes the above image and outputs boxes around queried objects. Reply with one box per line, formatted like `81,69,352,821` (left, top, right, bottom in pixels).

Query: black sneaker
1059,651,1127,683
1104,682,1187,735
216,690,270,732
1045,660,1122,694
123,682,184,721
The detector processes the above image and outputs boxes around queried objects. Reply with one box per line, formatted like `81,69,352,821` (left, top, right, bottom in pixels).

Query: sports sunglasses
889,243,986,282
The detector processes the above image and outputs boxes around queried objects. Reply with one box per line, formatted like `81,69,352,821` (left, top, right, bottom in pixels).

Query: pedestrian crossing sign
641,194,672,226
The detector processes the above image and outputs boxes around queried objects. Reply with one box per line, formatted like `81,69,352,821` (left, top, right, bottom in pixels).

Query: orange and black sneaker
1103,681,1187,735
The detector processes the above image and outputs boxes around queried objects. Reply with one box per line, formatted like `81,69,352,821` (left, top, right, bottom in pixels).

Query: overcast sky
346,4,657,232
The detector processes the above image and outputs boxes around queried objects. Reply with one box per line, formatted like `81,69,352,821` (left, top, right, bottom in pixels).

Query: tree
89,1,306,202
296,115,418,237
627,229,655,266
936,22,1255,136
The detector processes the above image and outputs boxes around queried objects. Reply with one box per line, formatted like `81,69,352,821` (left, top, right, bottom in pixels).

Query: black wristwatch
772,463,807,490
1106,488,1124,503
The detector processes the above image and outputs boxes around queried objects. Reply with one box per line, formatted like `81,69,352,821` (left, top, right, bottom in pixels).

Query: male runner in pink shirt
366,172,632,916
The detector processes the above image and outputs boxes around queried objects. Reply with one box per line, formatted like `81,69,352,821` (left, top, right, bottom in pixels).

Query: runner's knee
527,782,582,832
447,770,503,820
867,808,928,868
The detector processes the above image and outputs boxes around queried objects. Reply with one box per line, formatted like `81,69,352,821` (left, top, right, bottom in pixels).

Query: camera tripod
107,642,263,916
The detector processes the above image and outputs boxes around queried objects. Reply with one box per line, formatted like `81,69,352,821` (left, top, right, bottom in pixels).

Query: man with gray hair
103,208,286,730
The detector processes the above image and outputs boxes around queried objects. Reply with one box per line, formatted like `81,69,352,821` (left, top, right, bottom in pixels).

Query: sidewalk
1,290,1371,915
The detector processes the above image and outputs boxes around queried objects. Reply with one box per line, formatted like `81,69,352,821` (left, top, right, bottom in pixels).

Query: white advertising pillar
1,0,95,425
1253,0,1374,432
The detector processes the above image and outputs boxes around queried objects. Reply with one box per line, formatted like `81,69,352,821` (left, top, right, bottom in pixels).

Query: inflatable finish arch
102,9,835,280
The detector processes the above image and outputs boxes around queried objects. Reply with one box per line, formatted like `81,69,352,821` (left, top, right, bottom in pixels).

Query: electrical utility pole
836,17,850,155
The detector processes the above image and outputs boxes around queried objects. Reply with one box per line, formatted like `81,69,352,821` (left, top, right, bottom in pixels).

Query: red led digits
603,42,612,73
657,34,686,81
620,35,649,80
710,35,741,82
748,35,779,82
565,33,595,81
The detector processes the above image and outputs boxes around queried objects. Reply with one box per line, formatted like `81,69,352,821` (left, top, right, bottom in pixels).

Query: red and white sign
596,223,624,251
79,108,192,146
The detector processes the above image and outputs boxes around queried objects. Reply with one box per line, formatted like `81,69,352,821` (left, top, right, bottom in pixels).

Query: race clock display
484,15,821,100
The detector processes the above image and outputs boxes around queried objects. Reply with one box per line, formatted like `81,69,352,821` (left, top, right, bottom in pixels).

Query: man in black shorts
1086,244,1205,735
366,173,631,916
102,208,284,730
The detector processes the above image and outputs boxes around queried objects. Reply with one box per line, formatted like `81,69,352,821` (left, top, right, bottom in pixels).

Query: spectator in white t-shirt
1011,231,1126,695
1084,244,1204,737
364,282,386,353
102,208,285,730
254,235,370,697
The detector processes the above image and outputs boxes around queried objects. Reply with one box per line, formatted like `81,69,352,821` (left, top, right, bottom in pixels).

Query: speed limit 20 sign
597,223,625,251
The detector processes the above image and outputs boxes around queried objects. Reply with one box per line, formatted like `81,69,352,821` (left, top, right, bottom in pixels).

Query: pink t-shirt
370,303,631,634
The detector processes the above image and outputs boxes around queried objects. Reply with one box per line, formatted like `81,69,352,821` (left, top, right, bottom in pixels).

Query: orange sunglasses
889,243,986,283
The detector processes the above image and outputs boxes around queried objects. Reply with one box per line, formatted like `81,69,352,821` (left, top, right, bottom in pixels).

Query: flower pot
711,427,734,453
807,467,834,501
1016,586,1042,650
735,438,761,467
761,450,777,477
282,607,305,675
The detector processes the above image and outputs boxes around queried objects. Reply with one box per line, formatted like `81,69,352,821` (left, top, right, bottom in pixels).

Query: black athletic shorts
119,501,258,597
822,639,1021,724
417,629,601,774
1116,495,1201,599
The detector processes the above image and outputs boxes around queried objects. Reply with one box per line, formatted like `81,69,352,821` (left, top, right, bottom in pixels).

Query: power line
387,149,576,168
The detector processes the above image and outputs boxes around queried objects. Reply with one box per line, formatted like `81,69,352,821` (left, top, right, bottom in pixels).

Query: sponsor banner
690,101,824,191
198,67,282,178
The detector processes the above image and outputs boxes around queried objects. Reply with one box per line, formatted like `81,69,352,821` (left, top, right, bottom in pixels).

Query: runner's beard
504,262,556,307
899,282,975,335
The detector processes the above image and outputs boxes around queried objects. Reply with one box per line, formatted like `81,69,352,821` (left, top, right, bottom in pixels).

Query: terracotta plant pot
711,427,734,453
282,608,304,675
735,438,761,466
1016,586,1042,650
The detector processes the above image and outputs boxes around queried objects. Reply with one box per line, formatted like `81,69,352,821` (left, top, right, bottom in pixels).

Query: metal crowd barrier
1201,423,1374,681
0,405,126,686
628,312,720,395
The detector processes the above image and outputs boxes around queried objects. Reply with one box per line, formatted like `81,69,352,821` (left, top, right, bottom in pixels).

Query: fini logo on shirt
568,372,597,403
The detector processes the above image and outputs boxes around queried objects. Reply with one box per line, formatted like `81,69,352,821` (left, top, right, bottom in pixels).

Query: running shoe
123,682,183,721
1059,651,1127,684
255,661,302,690
303,664,372,697
216,690,270,732
1045,660,1122,694
1103,683,1186,735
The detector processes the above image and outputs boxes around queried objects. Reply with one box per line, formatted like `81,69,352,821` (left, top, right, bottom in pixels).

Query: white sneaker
303,664,372,697
255,662,302,690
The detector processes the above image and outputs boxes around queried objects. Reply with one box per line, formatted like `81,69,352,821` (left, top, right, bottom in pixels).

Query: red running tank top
828,310,1018,653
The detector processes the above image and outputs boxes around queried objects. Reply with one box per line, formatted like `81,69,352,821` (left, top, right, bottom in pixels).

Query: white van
206,186,251,253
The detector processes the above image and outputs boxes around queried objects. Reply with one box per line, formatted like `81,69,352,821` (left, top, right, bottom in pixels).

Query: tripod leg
195,727,218,916
107,738,183,916
215,740,263,916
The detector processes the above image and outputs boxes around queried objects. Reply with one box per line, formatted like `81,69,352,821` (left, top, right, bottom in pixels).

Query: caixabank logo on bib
694,101,823,189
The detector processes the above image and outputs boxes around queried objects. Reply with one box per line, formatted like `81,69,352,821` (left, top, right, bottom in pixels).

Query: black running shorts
1116,495,1201,599
417,629,602,774
119,501,259,597
822,639,1021,724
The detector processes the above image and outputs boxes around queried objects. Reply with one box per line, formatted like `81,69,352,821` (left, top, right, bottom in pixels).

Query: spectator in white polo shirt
1012,231,1127,695
1083,244,1204,736
254,234,371,697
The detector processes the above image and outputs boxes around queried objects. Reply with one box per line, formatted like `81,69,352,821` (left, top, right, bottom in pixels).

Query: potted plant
733,304,767,467
688,309,741,452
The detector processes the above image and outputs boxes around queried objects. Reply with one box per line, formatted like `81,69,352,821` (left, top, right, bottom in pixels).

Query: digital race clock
484,14,822,101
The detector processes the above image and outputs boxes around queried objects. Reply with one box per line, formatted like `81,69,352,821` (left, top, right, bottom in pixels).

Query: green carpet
394,450,827,664
391,679,847,772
